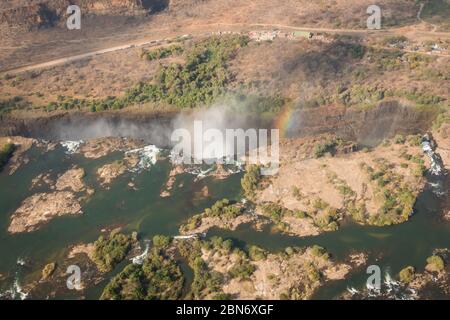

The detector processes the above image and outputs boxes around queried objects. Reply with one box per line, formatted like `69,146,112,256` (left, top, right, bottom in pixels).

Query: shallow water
0,144,449,299
208,175,450,299
0,144,242,299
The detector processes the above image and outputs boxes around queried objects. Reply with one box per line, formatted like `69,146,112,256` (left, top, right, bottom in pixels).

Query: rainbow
273,105,296,139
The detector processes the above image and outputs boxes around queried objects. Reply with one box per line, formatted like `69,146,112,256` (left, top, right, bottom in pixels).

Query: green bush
0,143,15,171
100,250,183,300
177,239,225,299
241,165,260,199
92,231,135,272
248,245,267,261
153,235,171,248
181,199,242,232
223,93,286,115
143,45,183,61
310,245,329,260
0,96,31,114
209,236,233,252
426,255,445,272
314,140,339,158
126,35,249,108
394,134,406,144
228,259,256,280
398,266,415,283
304,262,321,282
260,203,288,222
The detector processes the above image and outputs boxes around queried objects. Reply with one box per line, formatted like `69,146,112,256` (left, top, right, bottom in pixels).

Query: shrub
153,235,171,248
304,262,321,282
127,35,249,108
92,231,135,272
0,143,15,171
260,203,288,222
310,245,329,260
398,266,415,283
101,250,183,300
0,96,31,114
248,245,267,261
143,45,183,61
426,255,445,272
394,134,406,144
181,199,243,232
224,93,286,115
314,140,338,158
229,259,256,279
241,165,260,199
285,247,294,256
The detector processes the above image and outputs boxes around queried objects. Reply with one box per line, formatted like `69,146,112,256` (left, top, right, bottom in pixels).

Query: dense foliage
360,159,418,226
142,45,183,61
125,35,249,108
100,248,184,300
177,239,225,299
0,96,31,114
92,230,135,272
241,165,260,199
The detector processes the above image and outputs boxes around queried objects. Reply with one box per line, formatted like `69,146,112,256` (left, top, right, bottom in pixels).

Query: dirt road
2,22,449,75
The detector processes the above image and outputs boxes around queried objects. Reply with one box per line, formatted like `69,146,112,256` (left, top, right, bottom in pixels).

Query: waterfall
60,140,83,154
421,134,446,176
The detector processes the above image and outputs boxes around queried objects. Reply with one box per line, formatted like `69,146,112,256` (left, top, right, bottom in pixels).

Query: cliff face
0,3,58,30
285,101,436,146
0,0,167,31
0,101,436,146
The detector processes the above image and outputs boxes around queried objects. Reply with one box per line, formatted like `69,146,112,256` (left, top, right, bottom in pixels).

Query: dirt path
2,22,449,75
417,2,438,32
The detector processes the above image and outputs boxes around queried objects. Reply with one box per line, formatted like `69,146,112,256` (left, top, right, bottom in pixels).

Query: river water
0,142,448,299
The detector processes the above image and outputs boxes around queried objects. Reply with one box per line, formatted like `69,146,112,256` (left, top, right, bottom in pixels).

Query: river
0,140,448,299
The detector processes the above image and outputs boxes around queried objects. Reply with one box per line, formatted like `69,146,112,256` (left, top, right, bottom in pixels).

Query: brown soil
0,0,431,72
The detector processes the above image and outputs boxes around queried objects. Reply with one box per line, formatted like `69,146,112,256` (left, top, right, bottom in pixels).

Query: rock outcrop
8,191,82,233
0,0,157,31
